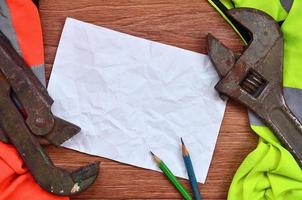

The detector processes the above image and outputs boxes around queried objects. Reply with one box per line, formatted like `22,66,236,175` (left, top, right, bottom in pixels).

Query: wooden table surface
40,0,258,199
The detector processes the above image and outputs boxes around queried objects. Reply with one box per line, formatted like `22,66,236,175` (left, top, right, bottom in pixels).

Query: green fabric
220,0,234,9
231,125,302,200
208,0,248,44
208,0,302,199
232,0,288,21
282,1,302,89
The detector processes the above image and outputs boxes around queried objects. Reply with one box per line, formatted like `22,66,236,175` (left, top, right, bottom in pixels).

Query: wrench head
228,8,282,51
208,7,302,168
208,8,284,116
37,161,100,196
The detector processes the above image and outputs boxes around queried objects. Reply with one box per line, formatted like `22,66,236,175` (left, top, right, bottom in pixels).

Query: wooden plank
40,0,258,199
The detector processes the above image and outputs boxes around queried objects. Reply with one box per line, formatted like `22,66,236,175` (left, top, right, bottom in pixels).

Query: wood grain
39,0,258,199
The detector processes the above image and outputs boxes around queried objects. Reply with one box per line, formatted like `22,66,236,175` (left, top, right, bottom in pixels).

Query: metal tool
0,31,99,196
208,8,302,167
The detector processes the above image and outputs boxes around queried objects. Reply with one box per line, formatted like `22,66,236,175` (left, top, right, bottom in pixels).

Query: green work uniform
208,0,302,199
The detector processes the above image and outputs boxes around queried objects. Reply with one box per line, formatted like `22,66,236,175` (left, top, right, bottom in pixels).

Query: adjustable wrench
208,8,302,166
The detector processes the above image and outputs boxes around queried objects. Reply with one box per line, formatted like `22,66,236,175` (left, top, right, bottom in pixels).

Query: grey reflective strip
0,0,22,55
0,1,46,86
280,0,294,12
248,111,264,126
284,87,302,122
249,87,302,126
31,64,46,87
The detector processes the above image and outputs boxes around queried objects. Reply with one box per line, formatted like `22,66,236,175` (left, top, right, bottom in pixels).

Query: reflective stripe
0,0,46,85
0,0,21,55
31,64,46,87
280,0,294,12
284,87,302,122
248,112,263,126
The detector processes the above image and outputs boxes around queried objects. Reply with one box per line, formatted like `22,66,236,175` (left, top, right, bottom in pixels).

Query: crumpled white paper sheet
47,18,226,183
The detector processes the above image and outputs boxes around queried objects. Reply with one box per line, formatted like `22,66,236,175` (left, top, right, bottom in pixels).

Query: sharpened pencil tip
150,151,161,164
181,138,189,156
180,137,184,145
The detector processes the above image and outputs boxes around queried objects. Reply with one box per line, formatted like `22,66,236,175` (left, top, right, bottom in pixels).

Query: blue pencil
181,138,202,200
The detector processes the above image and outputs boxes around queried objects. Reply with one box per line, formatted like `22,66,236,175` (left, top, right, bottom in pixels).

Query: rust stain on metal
0,31,99,196
208,8,302,167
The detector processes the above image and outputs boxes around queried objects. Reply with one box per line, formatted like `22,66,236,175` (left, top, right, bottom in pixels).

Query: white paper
48,18,226,183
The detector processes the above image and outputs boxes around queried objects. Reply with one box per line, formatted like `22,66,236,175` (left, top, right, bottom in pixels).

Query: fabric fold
208,0,302,199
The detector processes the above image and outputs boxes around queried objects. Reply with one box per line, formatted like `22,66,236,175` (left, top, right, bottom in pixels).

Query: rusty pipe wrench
0,31,99,195
207,8,302,166
0,31,78,146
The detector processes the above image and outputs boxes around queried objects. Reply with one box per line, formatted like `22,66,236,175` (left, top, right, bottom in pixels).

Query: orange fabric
0,142,69,200
6,0,44,67
0,1,69,200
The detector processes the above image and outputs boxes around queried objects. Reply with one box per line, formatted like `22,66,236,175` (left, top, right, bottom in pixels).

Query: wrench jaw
207,34,237,100
37,162,100,196
207,34,235,78
227,8,283,50
70,161,100,195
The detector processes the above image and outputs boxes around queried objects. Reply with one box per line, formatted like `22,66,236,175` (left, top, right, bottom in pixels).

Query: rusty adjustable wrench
0,31,99,195
207,8,302,166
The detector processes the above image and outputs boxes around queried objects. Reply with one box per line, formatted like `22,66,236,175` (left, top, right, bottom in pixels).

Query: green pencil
150,151,192,200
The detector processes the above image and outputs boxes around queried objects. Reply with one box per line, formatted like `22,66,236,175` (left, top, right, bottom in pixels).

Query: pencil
181,138,202,200
150,151,192,200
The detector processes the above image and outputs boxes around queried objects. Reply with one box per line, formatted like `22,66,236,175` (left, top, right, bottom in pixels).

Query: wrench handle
269,104,302,166
0,32,54,136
